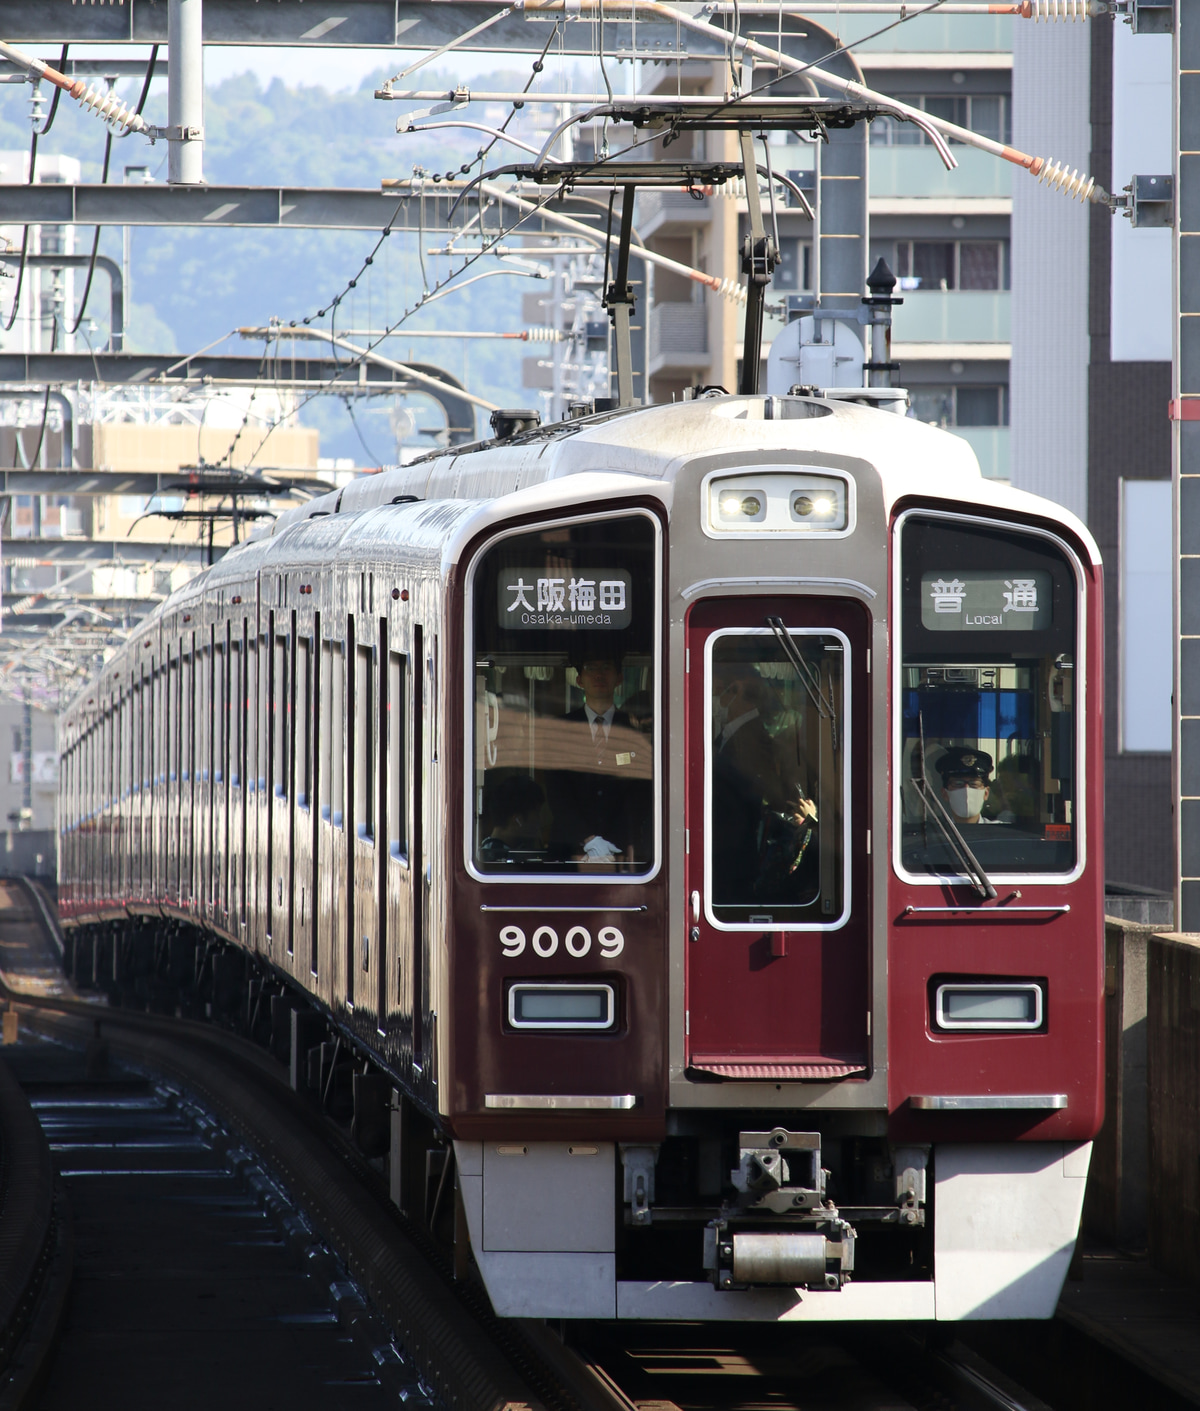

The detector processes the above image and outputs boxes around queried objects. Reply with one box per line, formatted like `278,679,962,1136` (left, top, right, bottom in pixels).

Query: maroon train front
57,390,1105,1323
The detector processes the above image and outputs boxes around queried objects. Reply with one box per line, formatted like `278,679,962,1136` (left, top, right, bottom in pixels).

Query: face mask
947,785,986,820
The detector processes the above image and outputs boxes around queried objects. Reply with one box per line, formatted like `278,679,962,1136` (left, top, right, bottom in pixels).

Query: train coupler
703,1219,856,1291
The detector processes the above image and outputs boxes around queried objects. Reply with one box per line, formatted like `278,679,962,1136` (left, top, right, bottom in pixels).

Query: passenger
934,746,996,824
545,655,647,866
479,774,547,864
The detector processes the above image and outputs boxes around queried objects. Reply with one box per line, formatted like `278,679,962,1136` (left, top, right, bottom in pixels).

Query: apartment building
630,13,1014,480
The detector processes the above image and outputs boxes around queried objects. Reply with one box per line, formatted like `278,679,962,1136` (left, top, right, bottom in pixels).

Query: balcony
951,426,1010,481
892,290,1010,345
869,147,1012,200
639,189,712,239
843,12,1010,52
649,302,709,376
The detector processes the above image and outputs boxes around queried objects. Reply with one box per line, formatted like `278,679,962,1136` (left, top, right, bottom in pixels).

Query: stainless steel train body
57,393,1105,1323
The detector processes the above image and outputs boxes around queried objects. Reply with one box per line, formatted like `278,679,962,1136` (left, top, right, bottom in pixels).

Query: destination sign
920,570,1052,632
498,568,633,630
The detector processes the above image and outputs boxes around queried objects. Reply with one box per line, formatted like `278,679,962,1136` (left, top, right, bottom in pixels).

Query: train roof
264,393,1100,568
76,395,1100,707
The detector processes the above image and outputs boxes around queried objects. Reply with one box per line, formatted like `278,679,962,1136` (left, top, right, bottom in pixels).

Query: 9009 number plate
499,924,624,959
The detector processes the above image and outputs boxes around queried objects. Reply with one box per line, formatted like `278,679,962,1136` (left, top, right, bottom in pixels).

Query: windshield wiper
913,714,996,901
766,616,839,751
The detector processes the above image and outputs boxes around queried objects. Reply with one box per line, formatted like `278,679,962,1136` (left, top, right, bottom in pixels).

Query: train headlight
933,981,1045,1031
715,489,767,523
705,470,851,536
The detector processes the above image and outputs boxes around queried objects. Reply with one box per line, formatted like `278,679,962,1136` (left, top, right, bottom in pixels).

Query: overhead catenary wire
235,327,501,413
241,170,646,471
701,0,1103,11
297,26,564,339
510,0,1107,199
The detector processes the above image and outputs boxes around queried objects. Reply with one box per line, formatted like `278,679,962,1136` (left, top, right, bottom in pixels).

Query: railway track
11,1056,430,1409
0,879,1059,1411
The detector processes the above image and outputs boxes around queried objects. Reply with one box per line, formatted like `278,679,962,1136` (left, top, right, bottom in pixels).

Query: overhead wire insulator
0,38,152,137
73,82,152,135
704,275,749,304
520,326,565,342
1019,0,1099,17
1031,158,1098,201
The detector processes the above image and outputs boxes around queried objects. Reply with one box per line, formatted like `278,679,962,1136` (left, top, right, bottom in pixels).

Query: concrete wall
1084,917,1149,1251
1088,921,1200,1283
1146,932,1200,1281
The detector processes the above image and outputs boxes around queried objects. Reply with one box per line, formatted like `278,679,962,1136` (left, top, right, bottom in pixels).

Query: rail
0,885,596,1411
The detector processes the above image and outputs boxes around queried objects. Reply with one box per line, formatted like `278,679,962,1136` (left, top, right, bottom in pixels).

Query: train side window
296,637,311,808
332,643,345,827
897,514,1080,880
322,641,345,828
214,641,226,786
245,637,258,796
258,633,270,794
200,646,212,784
142,673,151,790
319,640,332,821
181,653,192,784
469,511,659,878
229,640,242,788
168,657,178,783
388,651,407,860
273,632,289,799
355,643,375,843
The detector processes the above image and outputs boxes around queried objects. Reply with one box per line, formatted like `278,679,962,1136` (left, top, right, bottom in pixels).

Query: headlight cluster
706,470,851,535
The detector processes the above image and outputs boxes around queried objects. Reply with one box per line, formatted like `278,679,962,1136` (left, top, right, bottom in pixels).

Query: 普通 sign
920,570,1052,631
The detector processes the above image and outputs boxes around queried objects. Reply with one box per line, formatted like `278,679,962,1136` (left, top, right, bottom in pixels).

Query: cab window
898,515,1079,878
470,513,657,876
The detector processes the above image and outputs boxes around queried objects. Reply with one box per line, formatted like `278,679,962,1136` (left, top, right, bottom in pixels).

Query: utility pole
1174,0,1197,928
122,164,150,350
21,690,31,831
167,0,204,186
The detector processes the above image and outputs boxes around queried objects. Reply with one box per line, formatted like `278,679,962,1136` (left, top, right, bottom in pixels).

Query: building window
773,239,812,292
909,385,1009,428
869,94,1011,147
1120,479,1172,752
895,241,1008,291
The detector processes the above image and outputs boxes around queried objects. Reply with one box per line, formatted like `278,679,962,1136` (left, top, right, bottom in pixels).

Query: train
56,387,1104,1323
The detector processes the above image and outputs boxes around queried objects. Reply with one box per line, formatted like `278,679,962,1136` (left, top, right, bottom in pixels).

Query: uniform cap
935,746,993,784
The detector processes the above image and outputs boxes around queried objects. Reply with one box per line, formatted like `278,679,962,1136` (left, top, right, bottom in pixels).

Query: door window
706,628,847,927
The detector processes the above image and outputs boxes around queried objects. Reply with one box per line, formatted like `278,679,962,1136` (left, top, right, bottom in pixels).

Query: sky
50,43,614,95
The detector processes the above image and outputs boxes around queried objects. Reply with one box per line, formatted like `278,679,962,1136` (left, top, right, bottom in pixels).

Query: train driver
545,654,647,866
935,746,996,824
711,665,816,903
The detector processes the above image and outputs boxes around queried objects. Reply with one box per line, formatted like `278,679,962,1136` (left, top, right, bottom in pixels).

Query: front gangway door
684,597,869,1081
